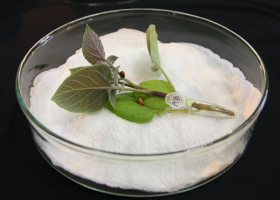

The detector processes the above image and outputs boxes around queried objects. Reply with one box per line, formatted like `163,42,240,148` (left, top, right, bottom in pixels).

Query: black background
1,0,280,199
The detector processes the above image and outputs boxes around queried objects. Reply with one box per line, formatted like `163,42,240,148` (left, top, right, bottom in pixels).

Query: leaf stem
81,86,165,97
115,87,149,94
86,85,164,100
161,102,235,117
105,59,118,71
105,59,148,90
158,65,177,92
192,102,235,117
118,81,133,88
162,109,201,114
122,78,148,90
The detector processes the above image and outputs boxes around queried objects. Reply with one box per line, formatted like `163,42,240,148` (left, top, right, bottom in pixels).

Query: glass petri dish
15,9,268,197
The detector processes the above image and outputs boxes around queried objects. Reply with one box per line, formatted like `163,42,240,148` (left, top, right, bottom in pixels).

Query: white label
165,92,186,108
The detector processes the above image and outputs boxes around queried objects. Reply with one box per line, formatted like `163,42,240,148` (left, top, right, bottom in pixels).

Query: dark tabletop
1,0,279,199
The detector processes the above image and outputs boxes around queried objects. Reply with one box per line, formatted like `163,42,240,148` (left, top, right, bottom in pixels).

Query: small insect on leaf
134,80,173,109
120,71,125,78
137,96,144,105
106,93,156,123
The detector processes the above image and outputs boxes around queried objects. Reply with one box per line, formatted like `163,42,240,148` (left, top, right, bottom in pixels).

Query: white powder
30,29,261,192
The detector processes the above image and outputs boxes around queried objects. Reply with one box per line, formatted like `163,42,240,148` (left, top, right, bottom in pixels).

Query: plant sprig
51,24,235,123
146,25,176,92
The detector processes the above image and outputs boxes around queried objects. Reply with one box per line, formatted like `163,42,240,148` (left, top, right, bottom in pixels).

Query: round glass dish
15,9,268,197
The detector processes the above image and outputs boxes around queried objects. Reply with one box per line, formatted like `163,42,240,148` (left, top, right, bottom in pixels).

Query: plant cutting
51,24,235,123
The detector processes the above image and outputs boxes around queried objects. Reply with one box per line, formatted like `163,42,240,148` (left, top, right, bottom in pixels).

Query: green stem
121,78,147,90
105,59,146,90
111,87,151,94
104,59,118,71
162,109,189,113
118,81,133,88
161,102,235,117
162,109,200,114
192,102,235,117
158,65,177,92
84,86,166,97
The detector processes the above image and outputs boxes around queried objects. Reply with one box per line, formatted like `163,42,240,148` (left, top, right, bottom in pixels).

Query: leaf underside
134,80,173,109
147,25,161,68
108,89,116,108
106,93,156,123
82,24,106,65
107,55,118,64
51,64,111,113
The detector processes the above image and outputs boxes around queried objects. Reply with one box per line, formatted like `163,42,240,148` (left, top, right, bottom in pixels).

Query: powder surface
30,28,261,154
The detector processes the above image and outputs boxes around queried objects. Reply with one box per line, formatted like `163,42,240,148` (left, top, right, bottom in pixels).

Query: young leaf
147,25,177,92
69,66,91,74
106,93,156,123
146,24,161,68
82,24,106,65
107,55,118,64
108,89,116,108
134,80,173,109
51,64,112,113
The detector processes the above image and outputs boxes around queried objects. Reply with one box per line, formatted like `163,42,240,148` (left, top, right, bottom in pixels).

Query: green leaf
107,55,118,64
69,66,91,74
146,25,161,68
82,24,106,65
106,93,156,123
134,80,173,109
51,64,112,113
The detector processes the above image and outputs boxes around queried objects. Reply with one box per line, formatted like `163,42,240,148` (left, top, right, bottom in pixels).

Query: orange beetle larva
120,71,125,78
137,96,144,105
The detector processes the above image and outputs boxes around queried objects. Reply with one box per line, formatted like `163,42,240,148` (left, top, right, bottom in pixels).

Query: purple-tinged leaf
107,55,118,64
51,64,111,113
82,24,106,65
